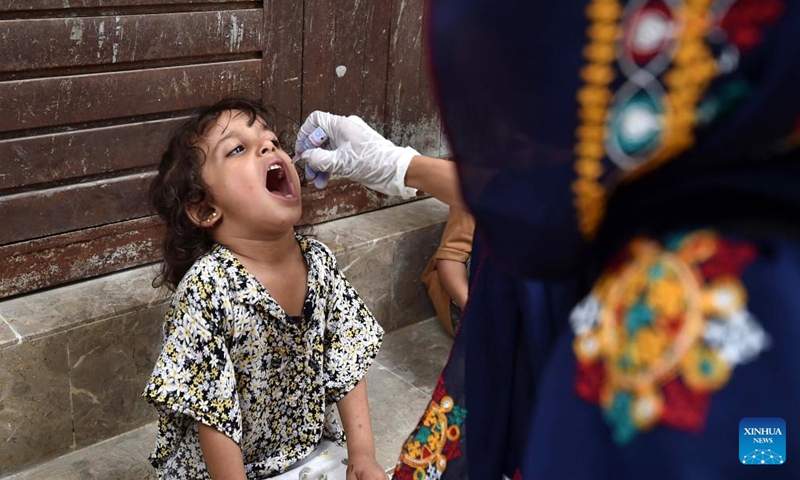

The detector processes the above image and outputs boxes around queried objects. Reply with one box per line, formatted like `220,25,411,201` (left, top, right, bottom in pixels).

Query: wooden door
0,0,444,298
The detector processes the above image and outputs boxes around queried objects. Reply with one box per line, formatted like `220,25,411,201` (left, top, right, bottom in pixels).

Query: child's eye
227,145,244,156
271,138,282,149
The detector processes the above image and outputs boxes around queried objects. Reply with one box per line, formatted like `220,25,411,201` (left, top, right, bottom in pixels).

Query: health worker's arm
296,111,464,209
404,155,464,209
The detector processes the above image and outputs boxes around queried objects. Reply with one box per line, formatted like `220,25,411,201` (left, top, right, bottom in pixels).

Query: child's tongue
266,165,294,198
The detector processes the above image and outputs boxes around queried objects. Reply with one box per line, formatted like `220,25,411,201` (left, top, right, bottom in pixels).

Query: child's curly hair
150,98,296,291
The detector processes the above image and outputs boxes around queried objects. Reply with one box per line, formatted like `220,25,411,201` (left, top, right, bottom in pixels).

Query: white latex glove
294,111,419,198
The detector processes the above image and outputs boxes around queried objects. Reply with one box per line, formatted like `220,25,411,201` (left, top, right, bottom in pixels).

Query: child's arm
198,422,247,480
337,378,387,480
437,258,470,309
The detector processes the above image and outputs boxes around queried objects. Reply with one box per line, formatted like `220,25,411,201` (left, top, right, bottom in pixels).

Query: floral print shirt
142,236,383,479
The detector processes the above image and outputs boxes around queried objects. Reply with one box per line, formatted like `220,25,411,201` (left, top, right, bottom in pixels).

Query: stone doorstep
2,318,454,480
0,198,448,477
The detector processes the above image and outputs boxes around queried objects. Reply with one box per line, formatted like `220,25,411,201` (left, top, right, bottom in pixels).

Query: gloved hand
294,111,419,198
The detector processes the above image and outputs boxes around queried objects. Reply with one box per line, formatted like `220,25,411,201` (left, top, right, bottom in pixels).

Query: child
421,206,475,336
142,98,387,479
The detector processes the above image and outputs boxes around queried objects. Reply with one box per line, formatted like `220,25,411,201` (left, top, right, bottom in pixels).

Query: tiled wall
0,198,448,476
310,198,449,332
0,265,168,475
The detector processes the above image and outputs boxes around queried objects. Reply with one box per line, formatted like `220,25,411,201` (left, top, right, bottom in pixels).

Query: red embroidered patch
660,379,710,432
575,361,605,403
721,0,785,52
699,240,757,279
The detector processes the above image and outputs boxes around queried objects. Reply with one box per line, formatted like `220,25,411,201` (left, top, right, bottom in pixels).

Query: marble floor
3,318,453,479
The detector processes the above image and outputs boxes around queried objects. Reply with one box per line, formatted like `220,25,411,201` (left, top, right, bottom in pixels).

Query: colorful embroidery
570,231,769,444
393,377,466,480
573,0,620,236
572,0,785,237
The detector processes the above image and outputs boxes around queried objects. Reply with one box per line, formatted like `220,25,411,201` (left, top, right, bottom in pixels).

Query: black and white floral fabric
143,236,383,479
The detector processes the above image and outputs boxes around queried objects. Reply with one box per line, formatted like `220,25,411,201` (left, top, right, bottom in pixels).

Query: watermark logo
740,417,786,465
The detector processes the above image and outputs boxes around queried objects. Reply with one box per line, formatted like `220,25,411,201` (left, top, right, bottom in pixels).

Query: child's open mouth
266,162,297,199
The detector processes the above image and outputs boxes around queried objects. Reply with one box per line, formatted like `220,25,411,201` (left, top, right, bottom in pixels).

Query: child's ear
185,203,221,228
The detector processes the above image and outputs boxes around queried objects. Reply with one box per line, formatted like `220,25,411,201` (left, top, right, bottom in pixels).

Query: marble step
3,319,453,479
0,199,448,477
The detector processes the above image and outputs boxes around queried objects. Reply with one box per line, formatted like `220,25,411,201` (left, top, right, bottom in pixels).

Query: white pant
270,440,349,479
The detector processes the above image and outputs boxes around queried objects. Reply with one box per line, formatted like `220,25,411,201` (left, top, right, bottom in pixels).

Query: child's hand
295,111,419,199
346,455,389,480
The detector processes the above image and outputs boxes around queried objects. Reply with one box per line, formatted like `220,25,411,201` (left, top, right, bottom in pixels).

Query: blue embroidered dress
393,1,800,479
